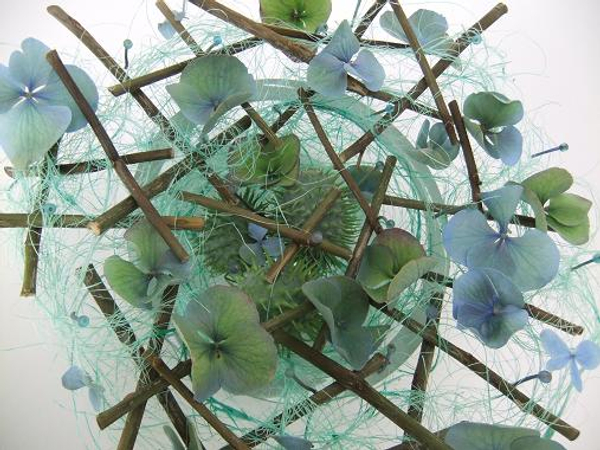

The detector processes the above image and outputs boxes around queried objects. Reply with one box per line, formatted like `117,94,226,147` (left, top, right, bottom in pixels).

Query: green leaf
387,256,438,303
546,193,592,227
511,436,566,450
174,286,278,402
103,256,152,309
521,167,573,205
547,215,590,246
260,0,332,32
463,92,524,130
230,134,301,187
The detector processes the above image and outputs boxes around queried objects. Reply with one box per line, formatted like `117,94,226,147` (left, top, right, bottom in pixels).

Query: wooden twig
257,104,300,147
299,89,382,233
354,0,388,39
406,291,444,424
107,38,262,96
20,143,59,296
0,213,205,231
340,3,509,163
373,300,580,441
179,191,353,260
226,354,388,449
156,0,203,52
83,265,190,445
46,5,236,204
273,330,452,450
117,286,179,450
97,302,315,429
46,50,189,263
388,0,458,145
449,101,482,206
265,187,341,283
5,148,174,178
151,357,249,449
241,103,282,146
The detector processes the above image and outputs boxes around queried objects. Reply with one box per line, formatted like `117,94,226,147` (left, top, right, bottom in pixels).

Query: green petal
356,244,396,303
260,0,332,32
547,215,590,246
374,228,426,270
546,193,592,227
520,167,573,205
103,256,152,308
463,92,524,130
511,436,566,450
445,422,538,450
387,256,438,303
190,347,223,402
124,220,169,274
518,184,548,231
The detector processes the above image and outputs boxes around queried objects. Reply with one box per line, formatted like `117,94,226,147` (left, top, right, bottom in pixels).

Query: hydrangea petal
380,9,449,49
260,0,332,33
463,92,524,129
345,49,385,92
164,426,186,450
546,193,592,227
263,236,284,258
511,436,566,450
124,219,169,274
541,330,571,368
481,185,523,230
445,422,538,450
166,82,215,125
575,340,600,370
248,223,269,242
61,366,92,390
347,164,383,201
203,91,254,134
240,242,266,266
519,184,548,231
0,65,23,113
570,358,583,392
323,20,359,62
546,355,571,372
38,64,99,132
272,435,314,450
103,255,152,309
387,256,438,303
156,250,192,281
356,244,396,302
521,168,573,205
88,384,105,411
484,126,523,166
443,209,498,266
0,100,71,169
465,229,559,291
334,326,384,370
9,38,52,90
307,52,347,97
416,120,431,148
190,348,223,402
547,215,590,246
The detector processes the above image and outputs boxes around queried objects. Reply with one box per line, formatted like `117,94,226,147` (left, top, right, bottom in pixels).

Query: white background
0,0,599,449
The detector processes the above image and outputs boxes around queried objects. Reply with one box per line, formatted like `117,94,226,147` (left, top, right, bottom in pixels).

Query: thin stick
388,1,458,145
117,286,179,450
46,50,189,263
241,103,282,146
354,0,387,39
97,302,315,429
156,0,203,52
5,148,174,178
273,330,451,450
107,38,262,96
226,354,388,448
340,3,509,163
265,188,341,283
449,101,482,206
83,266,190,445
0,213,205,231
373,301,580,441
383,195,540,230
87,116,250,235
257,104,300,147
46,5,235,204
299,89,382,233
179,191,353,260
151,358,250,449
20,143,59,296
406,291,444,423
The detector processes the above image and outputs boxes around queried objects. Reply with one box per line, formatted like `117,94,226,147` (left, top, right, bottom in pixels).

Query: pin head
213,35,223,46
42,203,57,215
375,161,385,171
123,39,133,50
558,142,569,152
310,231,324,244
538,370,552,384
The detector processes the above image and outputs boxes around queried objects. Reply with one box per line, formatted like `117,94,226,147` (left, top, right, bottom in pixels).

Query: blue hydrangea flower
272,435,314,450
453,268,528,348
410,119,460,169
541,329,600,392
307,20,385,97
158,10,186,39
0,38,98,169
61,366,105,411
443,185,559,291
239,223,283,266
445,421,566,450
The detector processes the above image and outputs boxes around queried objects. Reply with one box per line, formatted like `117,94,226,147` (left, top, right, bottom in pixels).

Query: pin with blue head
123,39,133,70
513,370,552,387
70,312,90,328
207,35,223,52
571,252,600,271
42,203,57,216
531,142,569,158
